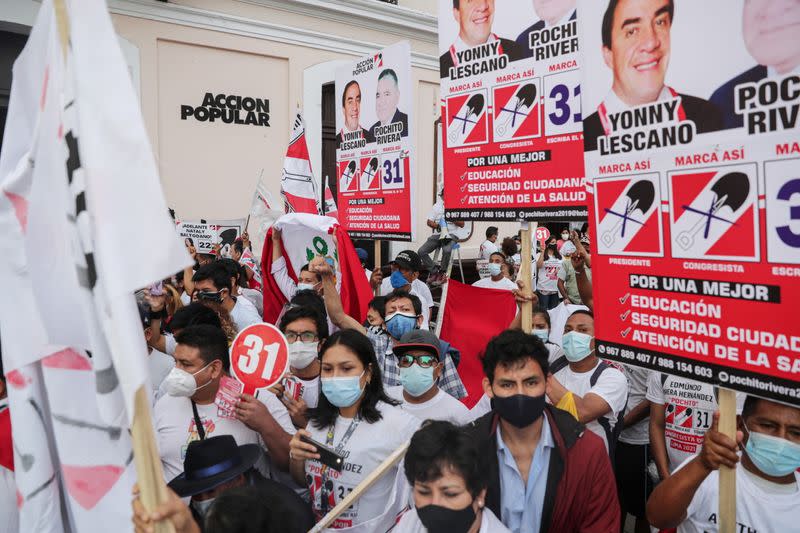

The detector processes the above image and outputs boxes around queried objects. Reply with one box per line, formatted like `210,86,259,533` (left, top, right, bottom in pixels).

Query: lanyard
319,415,361,514
191,400,206,440
598,86,686,136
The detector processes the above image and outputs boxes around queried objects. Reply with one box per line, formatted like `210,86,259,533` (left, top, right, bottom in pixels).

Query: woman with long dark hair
288,329,420,529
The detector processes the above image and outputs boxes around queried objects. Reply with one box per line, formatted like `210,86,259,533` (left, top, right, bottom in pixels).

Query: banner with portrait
335,42,415,241
579,0,800,405
175,218,246,258
438,0,587,221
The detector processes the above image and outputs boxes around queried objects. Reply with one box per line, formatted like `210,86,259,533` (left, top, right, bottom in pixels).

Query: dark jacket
466,406,620,533
710,65,768,130
515,9,577,58
369,109,409,141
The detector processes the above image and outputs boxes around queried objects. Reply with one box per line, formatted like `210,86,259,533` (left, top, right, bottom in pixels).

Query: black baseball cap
391,250,422,271
394,329,441,360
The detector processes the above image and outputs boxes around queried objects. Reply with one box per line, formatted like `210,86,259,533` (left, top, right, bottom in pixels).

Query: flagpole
518,221,536,334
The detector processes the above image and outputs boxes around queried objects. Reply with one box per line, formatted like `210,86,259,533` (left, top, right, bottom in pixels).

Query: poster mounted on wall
579,0,800,405
438,0,587,221
335,42,415,241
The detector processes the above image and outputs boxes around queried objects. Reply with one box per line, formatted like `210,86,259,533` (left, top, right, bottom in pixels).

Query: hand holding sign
230,323,289,396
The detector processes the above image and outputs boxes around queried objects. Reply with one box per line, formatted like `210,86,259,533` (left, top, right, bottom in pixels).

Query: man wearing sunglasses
192,262,261,331
387,330,470,424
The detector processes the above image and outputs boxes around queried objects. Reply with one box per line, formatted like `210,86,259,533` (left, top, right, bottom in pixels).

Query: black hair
206,484,295,533
175,324,230,373
489,251,506,262
569,309,595,321
602,0,674,48
404,421,487,498
308,329,398,428
532,310,552,329
233,240,244,255
545,242,562,260
299,263,322,283
386,289,422,316
481,329,549,384
237,264,249,288
377,68,399,87
501,237,518,257
341,80,360,107
289,290,328,322
741,395,764,420
368,296,386,319
279,305,329,341
452,0,459,8
486,226,498,239
193,262,232,292
167,302,223,334
217,258,242,288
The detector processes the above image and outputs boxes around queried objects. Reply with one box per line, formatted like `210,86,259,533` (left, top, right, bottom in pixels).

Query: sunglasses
196,289,224,303
397,354,438,368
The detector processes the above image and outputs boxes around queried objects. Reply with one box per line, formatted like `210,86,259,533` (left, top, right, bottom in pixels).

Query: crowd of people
34,228,797,533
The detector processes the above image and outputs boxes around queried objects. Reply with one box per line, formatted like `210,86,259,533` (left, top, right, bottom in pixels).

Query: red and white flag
323,175,338,219
0,0,191,530
261,213,372,324
438,280,517,408
281,112,321,215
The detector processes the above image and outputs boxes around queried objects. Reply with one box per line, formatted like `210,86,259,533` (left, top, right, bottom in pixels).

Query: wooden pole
309,441,410,533
718,388,737,533
374,239,381,296
435,279,450,338
518,222,536,334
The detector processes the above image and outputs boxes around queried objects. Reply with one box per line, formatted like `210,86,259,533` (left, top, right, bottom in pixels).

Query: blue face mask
487,262,502,277
400,364,436,397
533,329,549,343
744,424,800,477
390,270,410,289
385,312,418,339
562,331,593,362
321,371,365,408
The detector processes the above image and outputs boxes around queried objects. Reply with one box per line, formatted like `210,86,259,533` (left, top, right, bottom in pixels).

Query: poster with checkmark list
578,0,800,406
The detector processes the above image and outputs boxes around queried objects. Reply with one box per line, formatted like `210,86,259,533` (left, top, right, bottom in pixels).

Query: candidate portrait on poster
368,69,409,141
514,0,577,57
336,80,375,148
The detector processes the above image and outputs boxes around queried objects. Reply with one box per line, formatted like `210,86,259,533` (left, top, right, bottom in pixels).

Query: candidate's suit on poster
710,65,769,130
515,10,577,58
439,38,525,78
335,127,375,149
582,93,724,152
368,109,409,140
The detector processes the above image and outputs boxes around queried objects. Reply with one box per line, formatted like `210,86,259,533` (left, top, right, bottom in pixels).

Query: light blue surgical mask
385,312,418,340
744,424,800,477
321,370,366,408
487,263,502,277
400,364,436,397
562,331,593,362
533,329,549,343
390,270,410,289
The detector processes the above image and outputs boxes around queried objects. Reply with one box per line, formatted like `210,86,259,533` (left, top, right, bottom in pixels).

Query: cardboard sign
230,323,289,395
438,1,587,221
535,226,551,243
175,218,246,258
578,0,800,405
335,42,415,241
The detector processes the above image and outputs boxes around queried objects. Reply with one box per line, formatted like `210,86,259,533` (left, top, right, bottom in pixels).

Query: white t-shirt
646,374,719,471
387,385,470,424
148,348,174,404
677,455,800,533
537,256,562,292
468,393,492,422
472,276,517,291
239,287,263,317
379,277,434,330
230,296,262,331
480,239,499,260
304,402,420,528
618,365,651,445
395,506,511,533
284,374,320,410
154,389,296,483
552,360,628,451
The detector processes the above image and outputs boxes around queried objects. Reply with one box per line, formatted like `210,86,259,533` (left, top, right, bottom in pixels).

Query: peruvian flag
239,248,263,290
281,112,321,215
438,280,517,408
261,213,372,324
323,175,338,219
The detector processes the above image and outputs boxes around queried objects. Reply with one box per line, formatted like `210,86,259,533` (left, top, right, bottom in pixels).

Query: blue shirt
496,414,554,533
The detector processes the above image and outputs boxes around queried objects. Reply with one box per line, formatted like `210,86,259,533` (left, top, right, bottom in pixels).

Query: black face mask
417,503,476,533
491,393,546,428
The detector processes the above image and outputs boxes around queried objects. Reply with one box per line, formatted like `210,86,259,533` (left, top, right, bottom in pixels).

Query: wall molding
107,0,438,70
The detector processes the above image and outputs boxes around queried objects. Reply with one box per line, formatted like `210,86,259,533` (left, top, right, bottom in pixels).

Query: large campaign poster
579,0,800,405
438,0,586,221
335,42,415,241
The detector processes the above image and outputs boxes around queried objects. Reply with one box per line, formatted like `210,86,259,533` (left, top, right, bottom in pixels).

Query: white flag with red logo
323,175,338,219
281,112,321,215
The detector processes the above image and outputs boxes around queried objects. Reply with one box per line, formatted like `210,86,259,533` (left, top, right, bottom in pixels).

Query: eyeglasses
397,354,438,368
195,290,224,303
285,331,318,343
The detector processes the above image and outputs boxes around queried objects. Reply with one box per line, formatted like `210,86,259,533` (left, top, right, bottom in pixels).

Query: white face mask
191,497,215,518
163,363,213,397
288,341,319,369
297,282,316,292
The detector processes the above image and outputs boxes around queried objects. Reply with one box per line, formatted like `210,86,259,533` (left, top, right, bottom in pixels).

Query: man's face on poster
532,0,576,26
343,82,362,131
603,0,672,106
743,0,800,74
376,76,400,125
453,0,496,47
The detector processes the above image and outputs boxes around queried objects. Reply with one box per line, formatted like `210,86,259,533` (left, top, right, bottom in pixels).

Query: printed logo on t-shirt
181,417,216,461
307,460,359,528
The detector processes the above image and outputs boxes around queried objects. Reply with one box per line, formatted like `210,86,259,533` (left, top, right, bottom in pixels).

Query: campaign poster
438,0,587,221
335,42,415,241
176,218,246,258
579,0,800,405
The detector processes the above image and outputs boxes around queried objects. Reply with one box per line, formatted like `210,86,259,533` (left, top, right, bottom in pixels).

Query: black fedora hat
168,435,261,497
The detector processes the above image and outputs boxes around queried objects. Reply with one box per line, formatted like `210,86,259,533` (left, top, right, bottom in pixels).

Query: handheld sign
535,226,550,243
230,323,289,395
